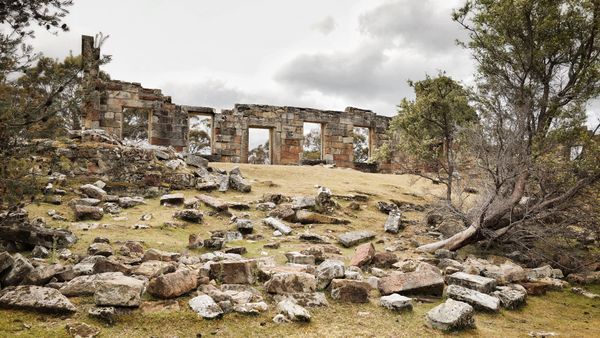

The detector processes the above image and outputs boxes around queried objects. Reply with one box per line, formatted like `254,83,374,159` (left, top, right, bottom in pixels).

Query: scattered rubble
0,134,589,335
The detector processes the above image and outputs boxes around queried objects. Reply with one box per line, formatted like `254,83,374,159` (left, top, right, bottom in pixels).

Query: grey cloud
358,0,466,52
311,16,337,35
275,0,473,115
275,40,473,115
162,79,246,110
275,40,389,98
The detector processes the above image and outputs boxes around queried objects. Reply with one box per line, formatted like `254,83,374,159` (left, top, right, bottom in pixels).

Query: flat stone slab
379,270,445,297
384,211,403,234
337,231,375,248
426,299,475,332
59,272,125,296
0,285,76,313
379,293,413,311
273,292,329,307
80,184,107,199
446,285,500,312
196,194,229,211
285,252,315,265
160,193,185,206
294,210,348,224
447,272,497,294
263,217,292,235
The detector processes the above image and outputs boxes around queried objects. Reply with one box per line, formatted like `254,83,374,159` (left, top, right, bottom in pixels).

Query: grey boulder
447,272,497,294
189,295,223,319
446,284,500,312
425,299,475,332
379,293,413,312
0,285,76,313
277,299,311,322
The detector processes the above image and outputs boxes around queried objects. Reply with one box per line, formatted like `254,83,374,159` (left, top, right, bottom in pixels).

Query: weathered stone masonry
82,35,402,172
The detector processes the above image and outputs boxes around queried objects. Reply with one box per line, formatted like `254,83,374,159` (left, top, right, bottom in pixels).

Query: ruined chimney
82,35,100,78
81,35,101,130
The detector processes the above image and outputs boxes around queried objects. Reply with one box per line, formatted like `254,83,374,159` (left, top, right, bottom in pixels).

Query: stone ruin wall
81,35,403,172
211,104,395,169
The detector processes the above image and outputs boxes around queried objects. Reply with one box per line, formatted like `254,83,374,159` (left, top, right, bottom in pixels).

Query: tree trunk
417,224,478,252
417,173,599,252
418,173,529,252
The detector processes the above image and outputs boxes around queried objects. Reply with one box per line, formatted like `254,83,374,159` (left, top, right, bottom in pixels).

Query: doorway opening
248,128,271,164
353,126,370,163
302,122,323,160
188,114,213,155
122,107,151,146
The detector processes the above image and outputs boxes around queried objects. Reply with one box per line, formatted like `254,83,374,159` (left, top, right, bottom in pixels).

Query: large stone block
264,272,316,294
0,286,77,313
94,275,145,307
379,270,444,297
330,279,371,303
446,285,500,312
447,272,497,294
426,299,475,332
349,242,375,267
337,231,375,247
147,269,198,299
209,260,257,284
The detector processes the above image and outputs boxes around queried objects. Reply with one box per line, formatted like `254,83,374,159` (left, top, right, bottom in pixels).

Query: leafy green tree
389,74,476,202
248,141,270,164
0,1,108,208
419,0,600,252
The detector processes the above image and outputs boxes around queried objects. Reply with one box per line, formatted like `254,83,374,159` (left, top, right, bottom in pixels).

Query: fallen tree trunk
417,173,600,252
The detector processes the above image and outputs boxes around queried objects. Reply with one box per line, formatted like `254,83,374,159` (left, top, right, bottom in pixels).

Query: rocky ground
0,134,599,338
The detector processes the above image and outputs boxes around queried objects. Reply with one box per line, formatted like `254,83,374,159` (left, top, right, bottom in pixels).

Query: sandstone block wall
211,104,395,169
81,35,403,172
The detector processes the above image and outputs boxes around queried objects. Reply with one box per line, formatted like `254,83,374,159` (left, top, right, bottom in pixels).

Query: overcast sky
29,0,600,126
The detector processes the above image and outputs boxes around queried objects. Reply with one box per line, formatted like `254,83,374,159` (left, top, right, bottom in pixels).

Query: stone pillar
81,35,101,130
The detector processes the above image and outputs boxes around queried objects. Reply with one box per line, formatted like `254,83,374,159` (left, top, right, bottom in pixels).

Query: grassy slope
4,163,598,338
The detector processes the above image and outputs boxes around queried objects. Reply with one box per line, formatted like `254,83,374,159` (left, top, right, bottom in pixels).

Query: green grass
11,163,600,337
2,288,599,338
